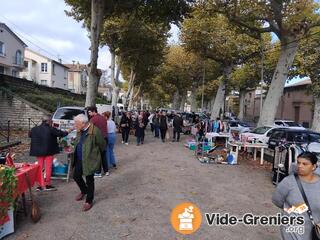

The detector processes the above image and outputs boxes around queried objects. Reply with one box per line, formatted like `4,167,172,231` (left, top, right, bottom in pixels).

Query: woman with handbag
272,151,320,240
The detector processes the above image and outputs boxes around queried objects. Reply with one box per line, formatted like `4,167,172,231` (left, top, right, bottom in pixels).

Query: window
53,108,85,120
252,127,271,134
24,61,28,68
41,80,47,85
271,130,285,140
41,63,48,73
15,50,22,65
0,42,4,56
12,70,17,77
52,64,55,75
0,66,4,74
309,133,320,143
266,129,275,137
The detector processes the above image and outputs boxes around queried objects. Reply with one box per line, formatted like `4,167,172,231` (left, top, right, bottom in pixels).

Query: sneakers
45,185,57,191
121,141,124,144
105,171,110,176
36,187,43,192
94,173,103,178
125,142,129,145
112,164,117,169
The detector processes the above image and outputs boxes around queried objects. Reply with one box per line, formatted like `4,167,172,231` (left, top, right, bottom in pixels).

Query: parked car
274,120,305,129
268,128,320,150
241,125,282,144
228,120,253,133
52,106,87,131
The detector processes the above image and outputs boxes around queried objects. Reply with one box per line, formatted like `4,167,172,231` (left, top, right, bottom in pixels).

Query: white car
52,106,87,131
228,121,252,133
274,120,305,130
240,125,284,144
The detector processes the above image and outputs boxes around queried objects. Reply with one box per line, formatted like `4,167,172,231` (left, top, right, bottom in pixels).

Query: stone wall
0,89,49,130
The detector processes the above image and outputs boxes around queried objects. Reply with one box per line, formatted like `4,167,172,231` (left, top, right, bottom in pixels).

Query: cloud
1,0,110,69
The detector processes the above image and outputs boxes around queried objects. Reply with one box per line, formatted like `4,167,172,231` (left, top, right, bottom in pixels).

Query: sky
1,0,179,71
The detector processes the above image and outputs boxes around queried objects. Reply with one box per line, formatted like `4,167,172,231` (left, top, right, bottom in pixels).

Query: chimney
58,58,62,63
72,60,75,65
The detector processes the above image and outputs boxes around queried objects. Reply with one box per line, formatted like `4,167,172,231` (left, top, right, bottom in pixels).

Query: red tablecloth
0,163,40,225
14,163,41,195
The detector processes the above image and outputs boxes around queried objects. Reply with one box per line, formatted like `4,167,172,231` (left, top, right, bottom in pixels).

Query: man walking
29,115,69,191
172,112,184,142
87,106,109,177
72,114,106,211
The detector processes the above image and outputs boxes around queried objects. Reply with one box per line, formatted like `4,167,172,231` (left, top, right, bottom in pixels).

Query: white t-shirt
107,120,116,133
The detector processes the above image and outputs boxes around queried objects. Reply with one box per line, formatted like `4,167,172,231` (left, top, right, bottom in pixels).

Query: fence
0,120,10,143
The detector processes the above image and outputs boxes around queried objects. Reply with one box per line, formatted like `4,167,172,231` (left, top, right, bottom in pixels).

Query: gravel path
6,130,280,240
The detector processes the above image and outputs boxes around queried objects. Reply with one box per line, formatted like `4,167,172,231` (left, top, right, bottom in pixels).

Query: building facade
64,63,88,94
0,22,27,77
20,49,68,90
243,79,313,128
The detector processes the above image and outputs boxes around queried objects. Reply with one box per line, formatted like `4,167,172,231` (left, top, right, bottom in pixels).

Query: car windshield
285,121,301,127
251,126,271,134
239,122,250,127
53,108,85,120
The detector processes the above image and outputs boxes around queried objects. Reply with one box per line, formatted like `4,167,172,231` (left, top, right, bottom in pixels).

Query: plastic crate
52,164,68,175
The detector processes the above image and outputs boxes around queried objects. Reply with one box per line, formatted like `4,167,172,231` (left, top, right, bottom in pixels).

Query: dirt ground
5,129,281,240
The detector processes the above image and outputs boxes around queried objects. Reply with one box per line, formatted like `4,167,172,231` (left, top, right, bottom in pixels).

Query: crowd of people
29,106,117,212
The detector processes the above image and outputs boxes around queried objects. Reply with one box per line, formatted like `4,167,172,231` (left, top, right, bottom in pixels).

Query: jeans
37,155,54,187
173,129,181,141
154,126,160,137
106,133,116,166
122,127,130,143
73,159,94,204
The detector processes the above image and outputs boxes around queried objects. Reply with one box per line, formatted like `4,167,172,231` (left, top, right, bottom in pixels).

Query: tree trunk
128,87,134,111
124,68,135,110
140,94,144,110
85,0,105,107
172,91,180,110
190,87,197,112
180,94,186,111
258,38,298,126
211,65,232,120
312,96,320,132
238,89,246,121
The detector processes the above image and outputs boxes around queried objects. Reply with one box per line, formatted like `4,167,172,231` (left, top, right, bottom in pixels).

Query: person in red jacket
86,106,109,177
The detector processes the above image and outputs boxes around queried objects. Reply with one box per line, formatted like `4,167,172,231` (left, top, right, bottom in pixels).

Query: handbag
25,173,41,223
295,174,320,240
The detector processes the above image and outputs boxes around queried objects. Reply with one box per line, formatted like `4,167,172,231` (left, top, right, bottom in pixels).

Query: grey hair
74,114,88,123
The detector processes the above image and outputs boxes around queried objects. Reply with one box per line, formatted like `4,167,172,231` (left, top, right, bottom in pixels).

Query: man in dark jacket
29,115,69,191
172,112,184,142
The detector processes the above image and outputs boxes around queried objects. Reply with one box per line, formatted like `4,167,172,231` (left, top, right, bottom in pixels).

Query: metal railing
0,120,10,143
28,118,40,132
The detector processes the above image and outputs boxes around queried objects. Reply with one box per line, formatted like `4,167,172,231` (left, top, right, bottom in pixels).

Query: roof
64,63,88,72
26,48,69,69
0,22,27,47
285,79,311,88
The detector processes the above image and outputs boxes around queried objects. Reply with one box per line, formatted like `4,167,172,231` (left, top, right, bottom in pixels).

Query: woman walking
103,111,117,169
159,111,168,143
272,151,320,240
120,112,131,145
135,113,146,146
